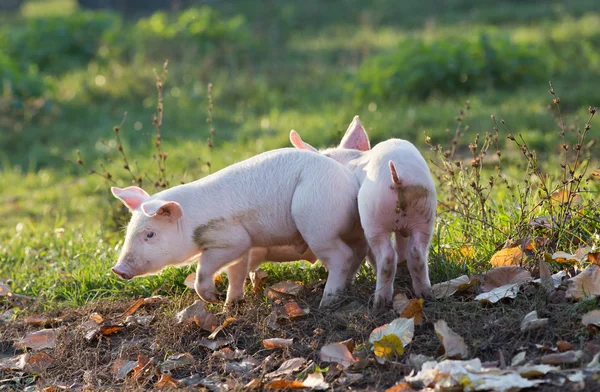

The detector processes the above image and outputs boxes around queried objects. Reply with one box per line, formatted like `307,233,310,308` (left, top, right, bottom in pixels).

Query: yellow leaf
490,247,526,267
399,299,424,325
373,334,404,360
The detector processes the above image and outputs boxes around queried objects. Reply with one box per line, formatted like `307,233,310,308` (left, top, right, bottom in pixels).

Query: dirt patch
1,275,599,391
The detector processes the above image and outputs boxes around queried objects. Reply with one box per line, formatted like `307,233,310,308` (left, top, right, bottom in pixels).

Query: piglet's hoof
195,284,219,304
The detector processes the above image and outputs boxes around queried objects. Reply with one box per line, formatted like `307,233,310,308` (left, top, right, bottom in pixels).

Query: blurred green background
1,0,599,303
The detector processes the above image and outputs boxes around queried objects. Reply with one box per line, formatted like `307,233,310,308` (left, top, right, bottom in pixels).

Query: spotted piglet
290,117,436,306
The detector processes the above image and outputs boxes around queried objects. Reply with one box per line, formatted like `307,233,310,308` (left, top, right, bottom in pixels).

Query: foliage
356,33,552,100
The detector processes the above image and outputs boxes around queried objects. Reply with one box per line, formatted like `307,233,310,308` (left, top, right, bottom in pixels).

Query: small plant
427,83,599,272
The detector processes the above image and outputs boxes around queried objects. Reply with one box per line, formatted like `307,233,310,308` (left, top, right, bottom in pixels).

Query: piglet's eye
146,232,155,239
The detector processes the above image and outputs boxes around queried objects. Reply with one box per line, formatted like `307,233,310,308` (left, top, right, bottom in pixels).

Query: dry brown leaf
320,342,356,369
155,374,179,387
198,337,233,351
284,301,309,319
434,320,468,359
264,379,306,389
263,338,293,349
100,324,122,336
208,317,236,339
0,281,11,296
557,341,574,352
122,298,144,318
551,190,581,206
89,312,104,323
174,300,218,332
125,315,154,327
265,357,306,378
0,352,53,373
541,350,583,365
142,295,170,305
385,382,418,392
582,309,600,328
431,275,478,299
24,316,62,327
566,264,600,300
520,311,548,332
131,355,155,380
265,281,303,301
475,283,520,303
160,353,195,372
589,252,600,264
393,292,410,314
213,347,246,360
111,359,137,380
481,266,532,293
591,168,600,180
490,247,527,267
552,250,587,264
250,269,268,293
529,216,552,229
14,328,61,350
399,299,424,325
184,272,195,289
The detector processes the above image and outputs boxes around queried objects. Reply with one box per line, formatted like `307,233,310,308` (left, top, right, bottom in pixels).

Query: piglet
290,117,436,306
111,148,366,308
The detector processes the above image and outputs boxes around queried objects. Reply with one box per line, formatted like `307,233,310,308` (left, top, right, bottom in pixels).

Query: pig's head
289,115,370,166
111,186,189,280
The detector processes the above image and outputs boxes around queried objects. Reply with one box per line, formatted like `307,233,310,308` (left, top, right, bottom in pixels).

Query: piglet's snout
112,266,132,280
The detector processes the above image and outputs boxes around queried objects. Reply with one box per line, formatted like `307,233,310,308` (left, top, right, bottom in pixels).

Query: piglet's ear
111,186,150,211
339,115,370,151
289,130,318,152
141,199,183,220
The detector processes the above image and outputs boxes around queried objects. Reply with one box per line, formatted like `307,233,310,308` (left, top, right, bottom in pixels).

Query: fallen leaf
1,309,15,323
520,311,549,332
552,250,587,264
0,352,53,373
100,324,122,336
111,359,137,380
408,353,434,371
515,364,558,378
174,300,218,331
582,309,600,328
431,275,478,299
264,379,306,389
224,356,261,376
320,342,356,368
249,269,268,293
263,338,293,349
198,337,233,351
587,352,600,368
385,382,418,392
541,350,583,365
302,372,329,390
566,264,600,300
338,372,363,386
122,298,144,318
14,328,61,350
160,353,195,372
131,355,155,380
284,301,309,319
490,247,527,267
399,299,424,325
392,292,410,314
208,317,236,339
184,273,195,290
369,317,414,363
0,281,11,296
591,168,600,180
532,270,567,289
589,252,600,264
155,374,179,387
405,358,538,390
481,266,532,292
24,315,62,327
125,315,154,327
373,334,405,361
434,320,469,359
142,295,170,305
265,357,306,378
89,312,104,323
551,190,581,206
557,341,574,352
510,351,527,367
265,281,303,301
213,347,246,360
475,283,520,303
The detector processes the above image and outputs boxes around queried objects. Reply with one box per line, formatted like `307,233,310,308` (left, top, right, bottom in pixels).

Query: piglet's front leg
195,247,249,303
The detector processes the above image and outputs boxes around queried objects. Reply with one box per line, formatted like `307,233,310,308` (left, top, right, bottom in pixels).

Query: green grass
1,0,600,306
